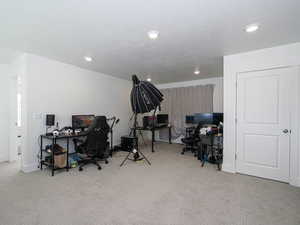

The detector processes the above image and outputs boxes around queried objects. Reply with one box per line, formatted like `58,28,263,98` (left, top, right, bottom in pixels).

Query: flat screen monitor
157,114,168,124
72,115,95,129
193,113,213,125
185,115,194,124
213,113,223,125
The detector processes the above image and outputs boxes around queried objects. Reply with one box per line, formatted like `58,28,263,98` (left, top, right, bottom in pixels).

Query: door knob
282,129,289,134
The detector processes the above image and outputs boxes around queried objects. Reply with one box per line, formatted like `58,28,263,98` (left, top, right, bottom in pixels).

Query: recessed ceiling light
245,24,259,33
147,30,159,40
84,56,93,62
194,69,200,75
146,78,152,82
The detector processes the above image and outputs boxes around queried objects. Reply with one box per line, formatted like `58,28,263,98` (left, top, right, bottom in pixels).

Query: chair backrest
85,116,110,155
193,123,202,138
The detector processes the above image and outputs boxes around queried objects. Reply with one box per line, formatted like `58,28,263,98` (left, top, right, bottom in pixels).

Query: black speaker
46,114,55,126
121,136,137,152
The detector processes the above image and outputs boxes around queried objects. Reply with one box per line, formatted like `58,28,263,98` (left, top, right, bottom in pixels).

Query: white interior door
236,67,296,182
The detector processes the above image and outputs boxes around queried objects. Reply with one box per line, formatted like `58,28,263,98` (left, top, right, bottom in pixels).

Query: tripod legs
120,133,151,166
120,113,151,167
120,151,132,167
119,148,151,167
137,149,151,165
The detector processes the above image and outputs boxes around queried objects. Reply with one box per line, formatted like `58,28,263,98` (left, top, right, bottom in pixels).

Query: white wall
20,53,132,172
0,64,10,162
156,77,223,112
223,42,300,187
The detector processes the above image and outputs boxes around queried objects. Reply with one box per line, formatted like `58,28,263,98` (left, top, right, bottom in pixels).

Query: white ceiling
1,0,300,83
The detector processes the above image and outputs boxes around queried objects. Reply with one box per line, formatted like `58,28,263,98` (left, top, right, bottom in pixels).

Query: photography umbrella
130,75,163,114
120,75,164,166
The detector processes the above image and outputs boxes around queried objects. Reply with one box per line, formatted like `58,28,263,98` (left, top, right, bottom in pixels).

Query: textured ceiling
0,0,300,83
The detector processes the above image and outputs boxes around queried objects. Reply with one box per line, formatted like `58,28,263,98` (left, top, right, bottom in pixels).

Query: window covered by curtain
159,85,214,140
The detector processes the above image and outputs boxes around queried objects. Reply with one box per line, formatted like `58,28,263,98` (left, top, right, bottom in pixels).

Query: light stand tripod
109,117,119,156
120,74,163,167
120,113,151,166
129,114,147,146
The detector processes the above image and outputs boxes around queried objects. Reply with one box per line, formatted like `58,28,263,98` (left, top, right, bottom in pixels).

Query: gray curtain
159,85,214,140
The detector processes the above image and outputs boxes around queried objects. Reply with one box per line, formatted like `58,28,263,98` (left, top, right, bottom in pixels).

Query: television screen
72,115,95,129
157,114,168,124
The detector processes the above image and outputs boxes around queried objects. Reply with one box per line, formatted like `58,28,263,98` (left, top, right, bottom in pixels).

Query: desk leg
40,136,43,170
52,139,55,176
201,145,206,167
66,138,69,172
152,128,155,152
169,127,172,144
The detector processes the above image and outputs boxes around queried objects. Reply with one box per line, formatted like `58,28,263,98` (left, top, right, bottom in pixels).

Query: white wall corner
21,162,39,173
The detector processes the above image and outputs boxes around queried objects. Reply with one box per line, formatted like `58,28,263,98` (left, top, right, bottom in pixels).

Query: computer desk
40,133,87,176
135,124,172,152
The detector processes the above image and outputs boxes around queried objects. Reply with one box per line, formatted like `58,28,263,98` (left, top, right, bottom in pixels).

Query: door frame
234,66,299,185
9,74,23,165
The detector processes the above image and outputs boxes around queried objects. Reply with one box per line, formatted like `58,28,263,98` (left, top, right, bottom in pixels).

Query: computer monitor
193,113,213,125
157,114,168,124
72,115,95,129
212,113,223,125
185,115,194,124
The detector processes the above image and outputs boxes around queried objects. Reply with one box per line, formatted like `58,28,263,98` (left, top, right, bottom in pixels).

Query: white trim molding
22,163,38,173
221,163,236,174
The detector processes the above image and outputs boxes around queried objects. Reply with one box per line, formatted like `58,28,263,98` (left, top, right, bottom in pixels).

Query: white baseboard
22,163,39,173
289,177,300,187
221,163,236,174
0,156,8,163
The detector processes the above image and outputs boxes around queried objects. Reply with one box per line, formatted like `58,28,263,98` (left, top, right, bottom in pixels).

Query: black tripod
129,114,147,146
120,113,151,166
109,117,119,156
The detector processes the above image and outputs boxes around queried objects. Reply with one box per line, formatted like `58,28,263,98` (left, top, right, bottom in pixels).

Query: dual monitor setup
142,114,169,128
185,113,223,126
46,114,118,135
141,113,223,128
46,114,95,131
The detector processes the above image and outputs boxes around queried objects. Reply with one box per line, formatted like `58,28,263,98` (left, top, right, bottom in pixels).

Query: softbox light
120,75,164,166
130,75,164,114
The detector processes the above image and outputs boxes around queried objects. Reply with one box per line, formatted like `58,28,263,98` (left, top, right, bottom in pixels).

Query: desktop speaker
46,114,55,126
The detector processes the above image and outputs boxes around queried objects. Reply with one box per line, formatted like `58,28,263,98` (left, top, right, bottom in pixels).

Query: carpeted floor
0,142,300,225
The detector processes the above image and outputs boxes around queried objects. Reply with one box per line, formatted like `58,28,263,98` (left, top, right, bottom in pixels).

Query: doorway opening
9,75,23,171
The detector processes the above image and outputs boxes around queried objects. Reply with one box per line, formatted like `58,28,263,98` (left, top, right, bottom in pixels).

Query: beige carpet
0,142,299,225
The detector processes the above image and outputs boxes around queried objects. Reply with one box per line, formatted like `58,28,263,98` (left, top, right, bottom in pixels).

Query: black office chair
73,116,110,171
181,123,201,155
